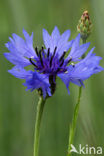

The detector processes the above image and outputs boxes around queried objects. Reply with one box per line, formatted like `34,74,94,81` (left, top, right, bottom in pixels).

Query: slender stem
67,87,82,156
33,96,46,156
67,38,86,156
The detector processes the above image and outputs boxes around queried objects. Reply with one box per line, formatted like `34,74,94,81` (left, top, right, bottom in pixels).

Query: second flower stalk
67,10,92,156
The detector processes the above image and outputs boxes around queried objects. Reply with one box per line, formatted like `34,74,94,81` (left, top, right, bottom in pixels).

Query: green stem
33,96,46,156
67,87,82,156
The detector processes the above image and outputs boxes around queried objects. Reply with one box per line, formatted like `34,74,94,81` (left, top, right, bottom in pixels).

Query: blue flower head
4,26,103,98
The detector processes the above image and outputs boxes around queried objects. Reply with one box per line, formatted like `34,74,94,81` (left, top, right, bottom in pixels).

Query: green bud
80,23,84,30
77,10,92,41
83,26,87,33
85,19,89,27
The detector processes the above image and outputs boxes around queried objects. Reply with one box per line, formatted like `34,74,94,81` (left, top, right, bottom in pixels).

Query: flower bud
77,11,92,41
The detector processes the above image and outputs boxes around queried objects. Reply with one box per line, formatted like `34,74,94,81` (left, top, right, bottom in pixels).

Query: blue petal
79,47,103,69
43,28,52,50
4,29,37,67
8,66,51,98
57,65,74,94
23,29,36,57
57,40,74,57
70,79,85,87
56,30,71,51
4,53,31,67
8,66,32,79
60,29,71,42
69,48,104,81
67,34,90,61
69,34,81,54
58,48,103,93
43,26,72,57
23,71,51,98
51,26,60,46
58,66,85,93
58,72,70,94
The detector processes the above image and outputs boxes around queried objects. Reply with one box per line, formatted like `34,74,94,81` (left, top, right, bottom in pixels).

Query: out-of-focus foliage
0,0,104,156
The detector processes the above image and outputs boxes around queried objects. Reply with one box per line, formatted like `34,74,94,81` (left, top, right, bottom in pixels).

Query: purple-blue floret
4,26,103,98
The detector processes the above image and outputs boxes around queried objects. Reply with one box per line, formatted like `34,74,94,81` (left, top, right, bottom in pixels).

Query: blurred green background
0,0,104,156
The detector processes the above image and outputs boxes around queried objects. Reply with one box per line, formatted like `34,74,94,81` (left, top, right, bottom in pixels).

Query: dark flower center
29,46,72,95
29,46,72,74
